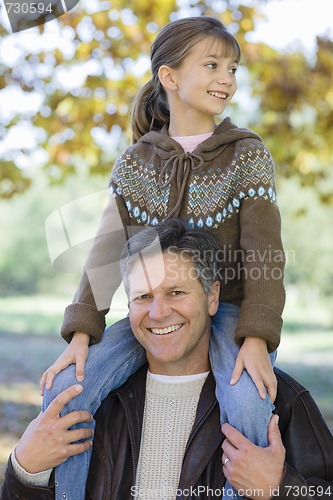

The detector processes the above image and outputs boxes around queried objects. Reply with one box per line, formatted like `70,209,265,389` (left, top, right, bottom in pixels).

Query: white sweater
134,371,208,499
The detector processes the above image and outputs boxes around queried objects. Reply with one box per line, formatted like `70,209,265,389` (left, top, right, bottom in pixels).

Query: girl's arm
232,140,286,398
235,140,286,353
40,185,132,393
60,191,129,344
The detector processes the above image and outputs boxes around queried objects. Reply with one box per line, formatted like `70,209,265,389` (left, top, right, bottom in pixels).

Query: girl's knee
221,373,274,433
43,366,78,410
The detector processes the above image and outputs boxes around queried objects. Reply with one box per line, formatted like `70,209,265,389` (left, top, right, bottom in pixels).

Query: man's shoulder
275,367,309,397
274,367,310,412
274,366,331,438
96,365,148,419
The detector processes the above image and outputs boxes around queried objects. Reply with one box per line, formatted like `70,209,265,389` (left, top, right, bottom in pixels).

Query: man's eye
171,290,185,296
133,294,150,301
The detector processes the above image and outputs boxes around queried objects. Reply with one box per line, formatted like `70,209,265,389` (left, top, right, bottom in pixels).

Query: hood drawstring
158,152,204,220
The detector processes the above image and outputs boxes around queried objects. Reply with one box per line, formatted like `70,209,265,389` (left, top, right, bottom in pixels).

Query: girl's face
167,37,238,131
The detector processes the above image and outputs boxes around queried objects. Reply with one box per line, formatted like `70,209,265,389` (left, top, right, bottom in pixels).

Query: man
2,220,333,499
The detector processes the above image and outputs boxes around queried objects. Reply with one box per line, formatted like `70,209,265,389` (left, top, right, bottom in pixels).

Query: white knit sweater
134,371,209,499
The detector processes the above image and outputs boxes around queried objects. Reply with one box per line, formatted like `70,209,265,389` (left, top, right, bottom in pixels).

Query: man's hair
120,219,221,295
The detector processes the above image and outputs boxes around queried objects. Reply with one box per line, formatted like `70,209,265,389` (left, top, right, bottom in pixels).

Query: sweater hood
138,117,261,161
137,117,262,219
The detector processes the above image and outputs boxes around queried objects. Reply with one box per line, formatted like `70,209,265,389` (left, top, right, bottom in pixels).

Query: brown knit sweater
61,117,285,352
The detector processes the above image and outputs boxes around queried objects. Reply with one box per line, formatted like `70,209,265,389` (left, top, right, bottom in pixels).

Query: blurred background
0,0,332,483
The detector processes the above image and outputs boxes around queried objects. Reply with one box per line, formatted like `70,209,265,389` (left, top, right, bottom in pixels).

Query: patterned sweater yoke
111,118,276,228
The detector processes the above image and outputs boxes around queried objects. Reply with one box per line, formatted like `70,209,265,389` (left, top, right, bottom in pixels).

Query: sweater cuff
235,303,282,352
61,303,106,343
11,448,52,487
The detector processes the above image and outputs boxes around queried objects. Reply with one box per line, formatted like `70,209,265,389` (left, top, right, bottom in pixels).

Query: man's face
128,251,220,375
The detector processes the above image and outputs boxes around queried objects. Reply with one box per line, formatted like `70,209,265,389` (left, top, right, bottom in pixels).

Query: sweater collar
138,117,262,160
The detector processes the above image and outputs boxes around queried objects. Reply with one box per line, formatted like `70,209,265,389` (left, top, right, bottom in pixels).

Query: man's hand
222,415,285,500
15,384,93,474
230,337,277,402
40,332,90,395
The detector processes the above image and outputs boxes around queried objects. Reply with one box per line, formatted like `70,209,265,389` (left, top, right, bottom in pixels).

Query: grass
0,291,332,486
0,290,127,336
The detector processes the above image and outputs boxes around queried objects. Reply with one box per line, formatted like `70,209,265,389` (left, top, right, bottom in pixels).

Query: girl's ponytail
130,77,170,143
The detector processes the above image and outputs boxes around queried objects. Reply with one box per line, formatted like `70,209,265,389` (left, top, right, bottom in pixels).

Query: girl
41,16,285,500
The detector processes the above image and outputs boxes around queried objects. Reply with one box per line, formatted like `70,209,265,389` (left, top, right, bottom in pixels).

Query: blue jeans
210,303,276,500
43,303,275,500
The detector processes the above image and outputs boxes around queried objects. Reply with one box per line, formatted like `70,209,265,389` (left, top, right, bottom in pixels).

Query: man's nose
148,296,171,320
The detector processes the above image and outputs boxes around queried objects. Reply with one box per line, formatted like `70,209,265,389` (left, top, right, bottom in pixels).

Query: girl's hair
130,16,241,143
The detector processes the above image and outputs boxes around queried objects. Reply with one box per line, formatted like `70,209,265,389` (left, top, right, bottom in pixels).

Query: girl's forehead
190,36,238,60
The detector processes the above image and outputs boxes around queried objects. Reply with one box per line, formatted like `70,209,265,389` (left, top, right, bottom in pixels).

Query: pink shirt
172,132,213,153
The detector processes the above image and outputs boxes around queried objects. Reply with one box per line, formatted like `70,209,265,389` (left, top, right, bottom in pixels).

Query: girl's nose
216,69,233,86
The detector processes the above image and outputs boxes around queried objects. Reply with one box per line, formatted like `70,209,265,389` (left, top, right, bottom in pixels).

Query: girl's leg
209,302,276,500
43,316,146,500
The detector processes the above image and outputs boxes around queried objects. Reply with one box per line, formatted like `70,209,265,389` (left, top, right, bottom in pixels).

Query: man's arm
222,384,333,500
0,385,92,499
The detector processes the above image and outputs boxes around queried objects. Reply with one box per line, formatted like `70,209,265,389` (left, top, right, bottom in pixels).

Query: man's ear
208,281,220,317
158,65,177,91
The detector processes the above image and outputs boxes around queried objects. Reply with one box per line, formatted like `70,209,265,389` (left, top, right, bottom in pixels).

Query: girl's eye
229,67,238,74
206,63,217,70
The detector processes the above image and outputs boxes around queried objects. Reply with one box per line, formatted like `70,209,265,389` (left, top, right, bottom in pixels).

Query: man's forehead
128,251,195,291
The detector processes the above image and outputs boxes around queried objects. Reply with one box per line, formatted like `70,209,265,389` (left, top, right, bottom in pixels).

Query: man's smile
148,323,184,335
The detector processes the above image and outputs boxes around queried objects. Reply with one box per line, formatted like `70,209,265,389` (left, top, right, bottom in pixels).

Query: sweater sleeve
61,184,131,344
0,459,55,499
235,141,286,352
11,449,52,487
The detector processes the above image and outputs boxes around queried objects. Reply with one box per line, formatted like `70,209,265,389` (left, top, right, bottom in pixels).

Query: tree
0,0,294,197
244,36,333,203
3,0,332,200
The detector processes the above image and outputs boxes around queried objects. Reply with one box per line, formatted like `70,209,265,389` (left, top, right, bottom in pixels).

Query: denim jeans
43,303,275,500
210,303,276,500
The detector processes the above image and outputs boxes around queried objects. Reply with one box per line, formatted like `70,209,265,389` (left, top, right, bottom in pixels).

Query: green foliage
0,188,51,294
279,177,333,299
0,174,106,296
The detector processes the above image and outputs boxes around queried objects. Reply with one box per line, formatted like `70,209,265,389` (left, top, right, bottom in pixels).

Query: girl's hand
230,337,277,402
40,332,90,395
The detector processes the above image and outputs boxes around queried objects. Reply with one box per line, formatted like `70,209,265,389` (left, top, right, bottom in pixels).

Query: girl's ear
158,65,177,91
